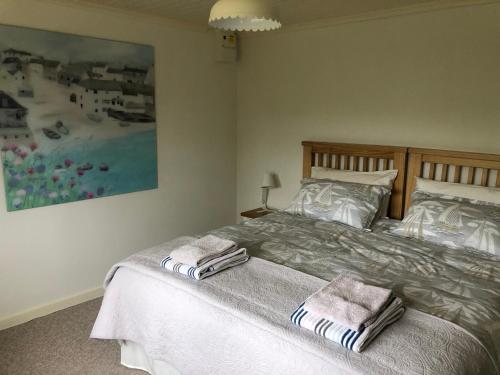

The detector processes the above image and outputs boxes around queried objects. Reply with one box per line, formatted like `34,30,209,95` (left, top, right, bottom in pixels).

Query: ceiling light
208,0,281,32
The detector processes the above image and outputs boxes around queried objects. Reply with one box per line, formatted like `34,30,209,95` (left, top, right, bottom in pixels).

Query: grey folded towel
303,275,392,331
169,235,237,267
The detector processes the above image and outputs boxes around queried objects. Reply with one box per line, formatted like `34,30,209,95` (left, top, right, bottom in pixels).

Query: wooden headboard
406,148,500,212
302,141,408,220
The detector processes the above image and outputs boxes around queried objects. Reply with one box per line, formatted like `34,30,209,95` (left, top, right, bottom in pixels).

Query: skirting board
0,287,104,331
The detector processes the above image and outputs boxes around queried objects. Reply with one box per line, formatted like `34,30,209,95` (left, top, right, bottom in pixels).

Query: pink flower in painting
64,159,73,168
51,175,60,183
87,192,94,199
77,170,84,177
29,143,38,151
9,144,18,152
27,167,34,175
19,151,28,159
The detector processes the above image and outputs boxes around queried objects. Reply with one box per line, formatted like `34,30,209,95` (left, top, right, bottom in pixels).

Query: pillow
391,190,500,255
415,177,500,204
311,167,398,187
310,168,398,219
284,179,389,229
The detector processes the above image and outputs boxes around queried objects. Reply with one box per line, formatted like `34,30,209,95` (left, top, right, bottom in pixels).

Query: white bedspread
91,237,497,375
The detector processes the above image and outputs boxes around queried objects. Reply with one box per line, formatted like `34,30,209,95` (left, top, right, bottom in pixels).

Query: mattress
91,212,500,374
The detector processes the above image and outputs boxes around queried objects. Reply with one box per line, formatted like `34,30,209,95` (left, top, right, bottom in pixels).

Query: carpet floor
0,298,144,375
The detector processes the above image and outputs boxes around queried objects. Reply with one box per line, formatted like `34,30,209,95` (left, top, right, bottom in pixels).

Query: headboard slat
353,157,359,172
428,163,436,180
343,156,349,170
467,168,474,184
326,154,332,168
302,141,407,219
453,166,461,183
363,158,369,171
480,169,489,187
317,153,324,167
441,164,448,182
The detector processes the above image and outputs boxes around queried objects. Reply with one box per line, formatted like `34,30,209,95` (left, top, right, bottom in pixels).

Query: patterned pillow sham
283,179,389,229
391,191,500,255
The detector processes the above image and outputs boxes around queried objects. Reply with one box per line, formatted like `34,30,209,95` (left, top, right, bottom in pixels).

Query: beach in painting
0,24,157,211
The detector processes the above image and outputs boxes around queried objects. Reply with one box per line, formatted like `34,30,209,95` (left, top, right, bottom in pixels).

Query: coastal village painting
0,24,157,211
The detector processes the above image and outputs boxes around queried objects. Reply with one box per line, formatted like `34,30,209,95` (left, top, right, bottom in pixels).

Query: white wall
237,3,500,213
0,1,237,323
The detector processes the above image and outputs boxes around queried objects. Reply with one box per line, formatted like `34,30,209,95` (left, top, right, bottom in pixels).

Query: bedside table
240,208,273,219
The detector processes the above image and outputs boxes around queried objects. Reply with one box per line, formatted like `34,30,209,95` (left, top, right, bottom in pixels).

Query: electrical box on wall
214,30,237,63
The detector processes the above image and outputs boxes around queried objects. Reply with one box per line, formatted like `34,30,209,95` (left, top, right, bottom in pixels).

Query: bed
91,142,500,375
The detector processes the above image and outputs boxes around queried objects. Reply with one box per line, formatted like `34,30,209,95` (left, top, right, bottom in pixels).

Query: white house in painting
0,66,30,98
104,67,124,81
28,58,44,76
1,57,22,74
74,79,124,114
121,66,147,84
90,62,108,76
0,90,33,143
1,48,32,63
58,63,90,87
42,60,61,81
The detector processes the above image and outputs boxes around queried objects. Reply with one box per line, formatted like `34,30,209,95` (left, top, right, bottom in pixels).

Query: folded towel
169,235,237,267
161,248,248,280
303,275,392,331
291,297,405,353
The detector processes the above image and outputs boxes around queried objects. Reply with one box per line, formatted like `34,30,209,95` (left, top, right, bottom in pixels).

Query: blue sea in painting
48,130,158,197
1,130,157,211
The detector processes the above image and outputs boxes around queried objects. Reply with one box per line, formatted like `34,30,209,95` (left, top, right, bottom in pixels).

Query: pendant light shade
209,0,281,32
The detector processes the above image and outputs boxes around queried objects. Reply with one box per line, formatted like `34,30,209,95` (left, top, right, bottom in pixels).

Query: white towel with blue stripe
169,235,238,267
160,247,248,280
291,297,405,353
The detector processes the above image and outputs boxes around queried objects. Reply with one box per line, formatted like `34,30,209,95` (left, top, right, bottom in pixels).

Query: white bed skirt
120,340,182,375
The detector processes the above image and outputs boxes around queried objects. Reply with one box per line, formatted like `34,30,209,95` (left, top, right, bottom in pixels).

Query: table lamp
261,172,276,209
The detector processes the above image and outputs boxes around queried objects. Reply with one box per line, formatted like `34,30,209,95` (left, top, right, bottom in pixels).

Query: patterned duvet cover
211,212,500,364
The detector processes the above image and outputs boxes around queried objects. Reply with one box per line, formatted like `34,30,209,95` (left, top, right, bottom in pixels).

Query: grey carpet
0,298,144,375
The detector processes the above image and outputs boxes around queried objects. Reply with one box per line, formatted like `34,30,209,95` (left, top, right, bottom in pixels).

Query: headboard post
301,141,408,220
303,144,312,178
391,151,407,220
405,152,422,213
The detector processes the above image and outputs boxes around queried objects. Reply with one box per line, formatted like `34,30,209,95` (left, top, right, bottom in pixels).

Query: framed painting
0,24,157,211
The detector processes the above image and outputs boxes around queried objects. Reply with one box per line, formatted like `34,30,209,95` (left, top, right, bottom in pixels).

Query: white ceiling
60,0,463,27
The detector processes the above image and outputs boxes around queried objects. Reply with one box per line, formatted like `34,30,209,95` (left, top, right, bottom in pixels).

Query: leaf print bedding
210,212,500,366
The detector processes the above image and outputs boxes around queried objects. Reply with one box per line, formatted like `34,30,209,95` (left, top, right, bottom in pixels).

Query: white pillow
311,167,398,187
415,177,500,204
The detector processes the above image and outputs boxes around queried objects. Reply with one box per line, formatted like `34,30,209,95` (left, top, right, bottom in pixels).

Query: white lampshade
261,172,276,188
209,0,281,32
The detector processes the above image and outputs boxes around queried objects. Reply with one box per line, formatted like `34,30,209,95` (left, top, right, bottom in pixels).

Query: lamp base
261,187,269,210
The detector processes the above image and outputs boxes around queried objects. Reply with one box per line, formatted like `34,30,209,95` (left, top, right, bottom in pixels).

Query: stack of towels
160,235,248,280
291,275,405,352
